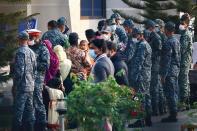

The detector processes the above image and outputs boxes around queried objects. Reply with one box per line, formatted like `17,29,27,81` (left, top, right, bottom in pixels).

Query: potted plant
66,76,142,131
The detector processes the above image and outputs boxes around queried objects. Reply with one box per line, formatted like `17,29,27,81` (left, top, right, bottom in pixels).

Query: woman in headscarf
53,45,72,81
43,40,60,84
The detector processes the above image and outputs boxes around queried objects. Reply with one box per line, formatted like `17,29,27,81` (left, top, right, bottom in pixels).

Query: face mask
132,38,138,43
89,49,97,59
179,24,186,31
102,34,110,41
155,27,160,32
28,40,35,46
110,25,117,32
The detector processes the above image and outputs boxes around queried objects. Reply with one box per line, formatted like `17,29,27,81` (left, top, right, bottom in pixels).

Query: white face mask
28,40,35,46
179,24,186,31
102,34,110,41
155,27,160,32
132,38,138,43
110,25,117,32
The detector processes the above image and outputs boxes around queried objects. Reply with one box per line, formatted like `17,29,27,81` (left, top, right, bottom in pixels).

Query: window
81,0,106,19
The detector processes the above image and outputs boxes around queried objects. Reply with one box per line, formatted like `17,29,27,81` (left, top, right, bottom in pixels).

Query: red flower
130,111,138,117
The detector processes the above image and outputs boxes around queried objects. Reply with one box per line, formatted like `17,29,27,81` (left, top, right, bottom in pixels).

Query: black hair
69,32,79,46
180,13,190,22
85,29,95,39
80,40,88,45
47,78,61,89
48,20,57,29
95,31,102,37
91,39,107,53
98,20,105,31
106,41,117,51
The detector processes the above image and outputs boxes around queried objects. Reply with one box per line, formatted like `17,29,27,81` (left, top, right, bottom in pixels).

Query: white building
0,0,135,39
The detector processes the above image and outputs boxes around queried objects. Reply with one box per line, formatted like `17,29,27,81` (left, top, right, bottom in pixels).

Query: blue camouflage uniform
115,26,128,44
29,41,50,126
144,20,153,42
123,34,136,63
13,31,37,131
144,29,151,42
178,29,193,103
121,19,135,62
110,13,128,50
160,33,180,115
130,37,152,117
155,19,167,114
149,31,162,115
42,28,70,48
157,31,167,114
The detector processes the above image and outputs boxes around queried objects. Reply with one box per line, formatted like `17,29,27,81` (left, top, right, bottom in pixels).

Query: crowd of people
11,12,194,131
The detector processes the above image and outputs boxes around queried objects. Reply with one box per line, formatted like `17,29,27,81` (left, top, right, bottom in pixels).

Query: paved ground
0,80,197,131
133,112,195,131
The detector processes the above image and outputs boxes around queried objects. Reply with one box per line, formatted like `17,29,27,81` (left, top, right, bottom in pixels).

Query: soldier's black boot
34,123,47,131
145,115,152,127
24,122,34,131
12,125,22,131
128,119,145,128
161,112,178,123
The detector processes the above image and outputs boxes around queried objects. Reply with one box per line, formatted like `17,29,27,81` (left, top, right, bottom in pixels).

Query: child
79,40,94,75
79,40,89,51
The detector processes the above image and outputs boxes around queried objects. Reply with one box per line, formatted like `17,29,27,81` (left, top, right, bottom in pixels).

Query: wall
68,0,102,40
0,0,141,40
68,0,139,39
29,0,71,33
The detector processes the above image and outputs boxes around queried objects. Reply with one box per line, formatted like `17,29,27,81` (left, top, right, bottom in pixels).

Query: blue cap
165,21,175,32
155,19,165,27
18,31,29,40
110,13,122,20
123,19,134,28
133,27,143,35
57,17,66,26
146,20,156,28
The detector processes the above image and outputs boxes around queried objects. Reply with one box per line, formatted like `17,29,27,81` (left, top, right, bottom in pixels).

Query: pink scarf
43,40,60,84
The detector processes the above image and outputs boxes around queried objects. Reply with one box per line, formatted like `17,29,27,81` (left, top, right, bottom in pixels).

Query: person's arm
114,62,129,86
93,63,107,83
37,45,50,72
81,51,91,68
180,33,192,57
132,44,145,82
160,41,172,81
153,34,162,53
14,52,25,85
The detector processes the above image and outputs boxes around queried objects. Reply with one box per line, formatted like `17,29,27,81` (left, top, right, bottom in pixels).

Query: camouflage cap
146,20,156,28
165,21,175,32
133,27,143,35
18,31,29,40
57,17,66,26
155,19,165,27
110,13,122,20
123,19,134,28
